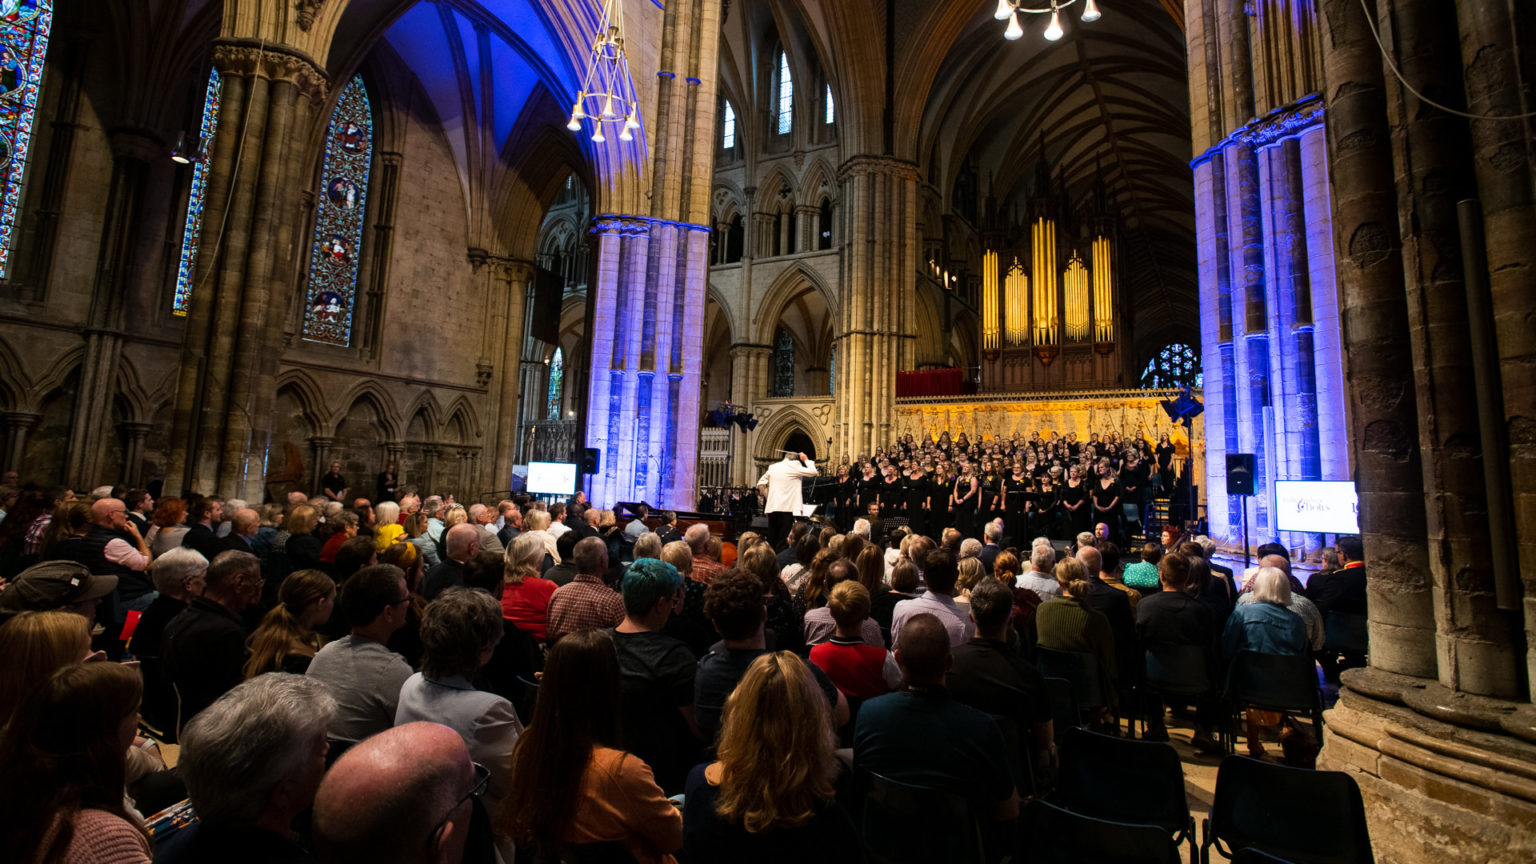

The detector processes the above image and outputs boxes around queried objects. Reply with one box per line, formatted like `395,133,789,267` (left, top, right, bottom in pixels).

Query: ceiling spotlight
592,127,605,143
567,115,582,131
994,0,1014,20
170,132,191,164
1080,0,1101,22
1043,8,1064,40
1004,11,1024,40
572,99,586,121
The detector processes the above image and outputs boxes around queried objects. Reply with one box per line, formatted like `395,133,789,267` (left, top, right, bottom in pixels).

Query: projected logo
1274,481,1359,534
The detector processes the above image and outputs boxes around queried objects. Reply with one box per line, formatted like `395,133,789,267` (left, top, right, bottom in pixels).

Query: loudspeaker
578,447,600,476
1226,453,1256,496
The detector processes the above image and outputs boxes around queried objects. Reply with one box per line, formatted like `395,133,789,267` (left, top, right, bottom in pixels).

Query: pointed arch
401,390,444,440
274,369,328,436
112,356,154,424
751,404,830,464
441,395,483,442
328,380,402,440
704,285,738,347
754,261,838,345
756,164,799,207
800,156,838,204
0,335,26,410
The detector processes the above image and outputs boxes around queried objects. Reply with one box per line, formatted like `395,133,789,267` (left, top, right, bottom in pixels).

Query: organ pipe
1005,257,1029,345
982,249,1000,350
1031,216,1058,346
1063,251,1089,341
1092,235,1113,343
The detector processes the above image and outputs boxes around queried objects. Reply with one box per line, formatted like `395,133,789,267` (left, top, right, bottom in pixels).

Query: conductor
759,451,818,550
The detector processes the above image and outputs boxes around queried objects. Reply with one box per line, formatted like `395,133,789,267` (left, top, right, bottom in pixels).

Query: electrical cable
1358,0,1535,121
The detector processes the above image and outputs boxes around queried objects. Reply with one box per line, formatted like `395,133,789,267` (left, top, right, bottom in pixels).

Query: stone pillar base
1317,668,1536,863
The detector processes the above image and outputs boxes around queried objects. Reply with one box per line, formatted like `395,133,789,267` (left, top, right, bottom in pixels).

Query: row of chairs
858,734,1373,864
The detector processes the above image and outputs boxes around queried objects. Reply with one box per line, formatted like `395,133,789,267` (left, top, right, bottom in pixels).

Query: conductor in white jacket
759,452,818,550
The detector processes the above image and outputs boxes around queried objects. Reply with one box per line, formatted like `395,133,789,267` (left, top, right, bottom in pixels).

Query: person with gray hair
422,523,482,600
163,550,264,724
632,531,663,562
313,722,479,864
852,517,872,541
958,537,982,563
132,546,210,732
396,588,521,843
1019,543,1061,599
1238,554,1325,651
546,536,624,644
685,522,726,584
1223,566,1307,658
156,673,336,863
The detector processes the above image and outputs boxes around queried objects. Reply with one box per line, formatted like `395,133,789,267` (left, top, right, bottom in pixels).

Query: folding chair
1055,727,1197,864
1223,651,1324,742
1201,755,1373,864
858,769,987,864
1022,798,1180,864
1036,646,1107,720
1043,676,1080,744
1142,641,1228,753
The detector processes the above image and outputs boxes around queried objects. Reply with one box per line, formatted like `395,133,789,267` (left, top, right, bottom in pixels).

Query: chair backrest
858,769,987,864
1043,676,1079,743
1036,646,1106,709
988,713,1037,799
1208,755,1374,864
1224,651,1320,713
1057,727,1190,836
1143,641,1216,698
1322,612,1368,655
1023,799,1180,864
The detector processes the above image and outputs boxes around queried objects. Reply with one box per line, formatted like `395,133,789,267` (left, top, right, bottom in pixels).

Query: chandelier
567,0,642,143
993,0,1100,42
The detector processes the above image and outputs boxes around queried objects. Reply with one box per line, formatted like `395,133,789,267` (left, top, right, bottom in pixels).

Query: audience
500,628,683,863
0,559,117,623
890,550,974,649
546,536,625,644
163,550,263,724
243,568,333,678
500,532,558,642
802,557,883,647
157,674,335,862
423,523,481,600
684,651,862,861
312,722,479,864
0,609,94,729
808,581,900,701
306,564,415,744
1135,551,1222,754
1035,556,1118,718
610,557,700,793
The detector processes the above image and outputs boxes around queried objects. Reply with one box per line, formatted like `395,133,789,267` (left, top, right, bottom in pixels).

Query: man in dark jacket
163,550,263,724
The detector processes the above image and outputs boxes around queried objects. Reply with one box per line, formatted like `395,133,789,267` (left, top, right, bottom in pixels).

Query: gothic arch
712,179,747,224
751,403,829,464
0,335,26,410
800,156,838,204
274,369,329,434
705,285,738,347
754,261,838,345
328,380,403,440
401,390,444,439
441,395,482,442
112,357,155,425
30,346,86,409
756,165,799,211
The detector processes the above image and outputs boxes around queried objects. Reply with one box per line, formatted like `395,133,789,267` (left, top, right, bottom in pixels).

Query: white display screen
526,461,577,496
1274,481,1360,534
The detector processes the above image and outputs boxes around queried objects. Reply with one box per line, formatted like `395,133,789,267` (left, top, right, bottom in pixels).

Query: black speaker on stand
578,448,600,477
1226,453,1255,567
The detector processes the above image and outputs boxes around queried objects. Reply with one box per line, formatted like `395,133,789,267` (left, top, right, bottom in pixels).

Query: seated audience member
739,542,808,656
853,613,1020,822
1035,556,1118,715
379,541,427,668
181,496,225,562
0,610,94,728
622,503,651,541
501,532,558,642
684,652,863,862
1096,542,1139,610
404,512,441,568
313,722,480,864
955,556,986,618
319,510,358,564
781,532,819,596
522,509,560,566
147,497,190,558
632,530,663,562
495,502,522,548
331,535,378,583
660,539,713,658
371,502,403,551
157,674,335,863
163,550,264,724
1224,566,1308,658
501,629,683,863
1238,554,1324,652
948,577,1056,782
306,564,415,744
686,523,727,585
695,569,848,744
890,550,975,649
423,523,482,600
243,568,333,678
1135,552,1222,754
72,497,155,616
1194,535,1236,594
129,548,207,730
802,557,883,647
397,587,521,851
0,559,118,623
1075,544,1137,702
1305,535,1369,681
1182,545,1236,622
0,663,152,864
284,505,324,573
1018,543,1062,599
543,531,581,586
1123,542,1162,590
808,581,900,700
611,558,700,794
870,558,919,643
546,536,625,644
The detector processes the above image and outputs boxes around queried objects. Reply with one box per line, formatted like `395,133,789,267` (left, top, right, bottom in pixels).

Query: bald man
313,722,478,864
69,497,155,616
423,523,482,600
684,522,726,584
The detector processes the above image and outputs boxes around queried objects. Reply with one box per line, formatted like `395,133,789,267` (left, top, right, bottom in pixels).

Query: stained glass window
772,326,794,397
775,51,792,135
302,75,372,346
1140,342,1202,389
824,83,834,125
547,347,564,420
172,68,221,316
828,349,835,396
721,100,735,149
0,0,53,279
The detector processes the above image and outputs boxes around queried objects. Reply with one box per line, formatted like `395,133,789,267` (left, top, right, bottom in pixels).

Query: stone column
491,259,533,493
307,436,334,497
119,422,153,488
1320,0,1436,679
751,212,776,257
2,412,40,475
835,156,919,459
384,441,405,490
727,343,771,483
421,446,441,500
164,40,327,500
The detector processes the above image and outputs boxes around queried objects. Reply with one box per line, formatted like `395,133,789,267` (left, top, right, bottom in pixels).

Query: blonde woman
683,651,860,859
243,569,334,677
0,610,93,730
502,532,557,642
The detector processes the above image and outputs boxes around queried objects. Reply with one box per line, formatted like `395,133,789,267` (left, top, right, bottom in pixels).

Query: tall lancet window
302,75,373,346
172,68,221,316
0,0,54,278
824,83,834,125
547,347,564,421
772,326,795,397
721,100,736,149
775,51,793,135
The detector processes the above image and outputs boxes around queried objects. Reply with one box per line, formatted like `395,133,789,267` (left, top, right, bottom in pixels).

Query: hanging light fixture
567,0,642,143
170,131,192,164
995,1,1103,44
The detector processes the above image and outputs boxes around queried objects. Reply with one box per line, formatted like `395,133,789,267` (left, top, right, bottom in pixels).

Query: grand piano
614,502,738,541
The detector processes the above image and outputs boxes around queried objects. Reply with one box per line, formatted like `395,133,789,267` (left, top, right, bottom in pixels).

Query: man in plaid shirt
24,486,76,556
545,536,625,644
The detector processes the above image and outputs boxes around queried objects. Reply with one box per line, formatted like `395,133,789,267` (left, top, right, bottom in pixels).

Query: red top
319,531,349,563
809,638,893,700
501,576,558,642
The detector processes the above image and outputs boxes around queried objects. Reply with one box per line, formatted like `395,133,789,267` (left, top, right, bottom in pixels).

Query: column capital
3,411,41,429
212,38,329,107
308,435,335,448
107,129,164,164
118,421,154,437
837,155,920,184
729,343,774,359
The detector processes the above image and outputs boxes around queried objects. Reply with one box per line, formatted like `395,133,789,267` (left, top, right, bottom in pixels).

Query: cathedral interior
0,0,1533,858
